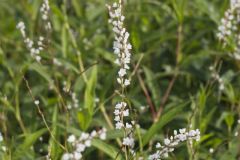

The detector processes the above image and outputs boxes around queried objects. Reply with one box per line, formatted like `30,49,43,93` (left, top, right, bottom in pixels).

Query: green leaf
91,139,123,160
224,112,234,130
29,63,52,83
15,128,47,158
142,102,188,146
171,0,186,23
84,65,97,115
61,23,68,58
143,66,160,106
49,105,61,159
77,108,92,131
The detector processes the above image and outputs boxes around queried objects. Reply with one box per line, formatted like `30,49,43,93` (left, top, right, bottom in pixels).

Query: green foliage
0,0,240,159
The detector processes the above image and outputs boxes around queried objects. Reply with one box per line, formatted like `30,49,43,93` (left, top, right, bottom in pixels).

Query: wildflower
16,21,26,37
17,0,51,62
164,139,170,145
73,152,82,160
114,115,120,121
122,109,129,116
40,0,51,30
209,148,214,153
62,153,73,160
124,79,130,86
0,132,3,142
235,131,239,137
99,128,107,140
84,140,91,147
149,128,200,160
115,121,124,129
156,143,161,148
62,128,107,159
123,137,134,147
67,135,76,143
126,123,133,129
107,0,132,88
34,100,40,105
108,0,135,154
76,143,85,152
217,0,240,61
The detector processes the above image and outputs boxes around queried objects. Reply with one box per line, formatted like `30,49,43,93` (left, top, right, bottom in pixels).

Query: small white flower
156,142,161,148
34,100,40,105
235,131,239,137
115,103,122,109
122,109,129,117
1,146,6,152
62,153,73,160
164,138,170,145
73,152,82,160
36,56,42,62
100,132,107,140
76,143,86,152
209,148,214,153
122,137,134,147
125,123,132,129
85,139,91,147
114,109,120,115
124,79,130,86
67,135,76,143
114,115,120,121
179,128,186,134
118,68,127,77
115,122,124,129
0,133,3,142
80,133,89,141
90,130,97,137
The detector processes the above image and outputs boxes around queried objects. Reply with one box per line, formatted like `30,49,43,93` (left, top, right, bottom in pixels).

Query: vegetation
0,0,240,159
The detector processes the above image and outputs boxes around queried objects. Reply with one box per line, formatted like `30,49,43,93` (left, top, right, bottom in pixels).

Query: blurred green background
1,0,240,159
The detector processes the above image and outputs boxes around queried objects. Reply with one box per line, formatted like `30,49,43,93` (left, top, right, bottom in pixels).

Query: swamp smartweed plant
217,0,240,59
149,128,200,160
209,65,225,91
107,1,200,160
107,0,135,157
15,0,202,159
16,0,51,62
62,128,107,160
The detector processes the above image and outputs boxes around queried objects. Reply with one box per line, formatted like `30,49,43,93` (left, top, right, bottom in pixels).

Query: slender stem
62,0,87,82
23,76,67,151
99,103,122,146
155,71,178,121
130,54,144,79
137,70,157,120
15,85,27,134
155,23,183,122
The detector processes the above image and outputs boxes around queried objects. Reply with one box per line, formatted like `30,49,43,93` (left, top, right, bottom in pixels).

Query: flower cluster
70,92,79,109
107,1,132,88
149,128,200,160
62,81,79,109
62,128,107,160
16,0,51,62
217,8,236,44
40,0,51,30
16,22,44,62
209,65,225,91
217,0,240,59
107,0,135,150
